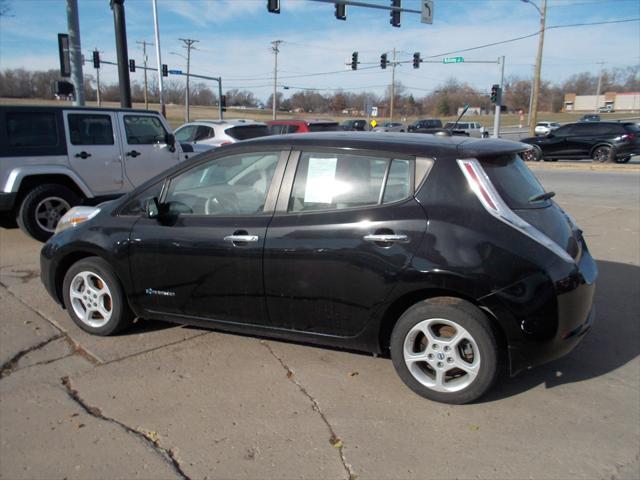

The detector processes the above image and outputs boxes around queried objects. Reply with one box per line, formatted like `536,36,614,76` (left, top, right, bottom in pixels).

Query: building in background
563,92,640,112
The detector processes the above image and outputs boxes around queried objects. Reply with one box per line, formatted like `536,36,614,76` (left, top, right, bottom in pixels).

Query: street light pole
152,0,165,117
524,0,547,137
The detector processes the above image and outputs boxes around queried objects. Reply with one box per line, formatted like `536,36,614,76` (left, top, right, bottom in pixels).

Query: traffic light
490,84,500,103
220,95,227,112
390,0,401,27
413,52,420,69
267,0,280,14
92,50,100,69
162,64,168,77
129,59,135,72
351,51,358,70
380,53,388,69
335,2,346,20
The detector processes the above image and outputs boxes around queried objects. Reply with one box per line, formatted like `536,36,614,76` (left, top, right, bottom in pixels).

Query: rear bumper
615,142,640,158
482,240,597,375
0,192,17,213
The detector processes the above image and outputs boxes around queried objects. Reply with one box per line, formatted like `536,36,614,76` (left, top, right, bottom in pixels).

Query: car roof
222,131,528,159
267,119,338,125
0,104,155,114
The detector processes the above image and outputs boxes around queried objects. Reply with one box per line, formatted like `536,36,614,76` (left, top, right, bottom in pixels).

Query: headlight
54,206,101,235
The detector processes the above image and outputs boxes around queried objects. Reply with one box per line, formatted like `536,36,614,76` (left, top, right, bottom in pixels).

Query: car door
263,149,428,337
64,111,125,194
117,112,181,186
128,148,289,325
539,124,573,157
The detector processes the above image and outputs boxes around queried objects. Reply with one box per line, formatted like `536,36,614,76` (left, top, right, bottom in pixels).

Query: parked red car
267,119,340,134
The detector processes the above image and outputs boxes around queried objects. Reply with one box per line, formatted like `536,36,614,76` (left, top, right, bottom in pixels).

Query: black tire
390,297,499,404
62,257,134,336
523,145,542,162
16,184,80,242
591,145,612,163
616,155,631,164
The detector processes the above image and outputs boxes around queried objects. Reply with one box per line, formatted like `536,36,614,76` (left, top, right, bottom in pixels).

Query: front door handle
126,150,141,158
74,151,92,159
363,234,410,244
224,235,259,243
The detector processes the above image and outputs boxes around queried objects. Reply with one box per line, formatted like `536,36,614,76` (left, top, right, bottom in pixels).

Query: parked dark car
340,119,368,131
41,132,596,404
580,114,601,122
521,121,639,163
408,118,443,134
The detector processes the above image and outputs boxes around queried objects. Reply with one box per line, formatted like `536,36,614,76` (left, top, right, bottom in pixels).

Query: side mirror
146,197,161,219
165,133,176,152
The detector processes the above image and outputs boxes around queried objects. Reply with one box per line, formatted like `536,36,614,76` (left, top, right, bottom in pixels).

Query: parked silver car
372,121,407,132
534,121,561,136
175,119,271,153
443,122,488,138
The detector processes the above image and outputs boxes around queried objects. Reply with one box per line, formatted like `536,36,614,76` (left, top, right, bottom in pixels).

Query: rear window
308,122,339,132
624,123,640,133
6,112,59,147
226,125,270,140
480,154,547,210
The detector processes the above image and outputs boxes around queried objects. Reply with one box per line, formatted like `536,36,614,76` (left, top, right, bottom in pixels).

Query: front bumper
0,192,17,213
482,239,597,375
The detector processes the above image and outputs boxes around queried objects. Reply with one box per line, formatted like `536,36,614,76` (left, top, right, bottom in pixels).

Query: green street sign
443,56,464,64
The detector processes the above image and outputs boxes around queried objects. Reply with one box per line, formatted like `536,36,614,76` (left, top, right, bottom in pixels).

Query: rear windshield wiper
529,191,556,203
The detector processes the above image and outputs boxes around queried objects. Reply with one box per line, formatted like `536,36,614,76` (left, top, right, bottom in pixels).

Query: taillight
621,133,636,142
457,159,575,263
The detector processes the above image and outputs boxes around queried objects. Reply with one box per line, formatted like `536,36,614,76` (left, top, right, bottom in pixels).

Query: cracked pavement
1,167,639,479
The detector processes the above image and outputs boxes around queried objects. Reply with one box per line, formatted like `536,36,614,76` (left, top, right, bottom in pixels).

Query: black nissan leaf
41,132,597,404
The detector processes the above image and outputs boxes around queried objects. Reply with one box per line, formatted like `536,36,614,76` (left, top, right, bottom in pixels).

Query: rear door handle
74,151,91,159
363,234,410,243
224,235,259,243
126,150,141,158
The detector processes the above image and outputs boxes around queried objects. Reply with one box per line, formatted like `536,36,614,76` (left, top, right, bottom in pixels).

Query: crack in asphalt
0,334,65,379
61,376,190,480
261,341,357,480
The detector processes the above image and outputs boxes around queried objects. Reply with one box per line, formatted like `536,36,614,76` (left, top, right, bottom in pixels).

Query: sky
0,0,639,101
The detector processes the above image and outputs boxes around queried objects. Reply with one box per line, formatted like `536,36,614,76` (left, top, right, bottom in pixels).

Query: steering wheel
204,193,241,215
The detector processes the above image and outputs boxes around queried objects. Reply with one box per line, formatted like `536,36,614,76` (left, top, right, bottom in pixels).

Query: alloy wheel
35,196,71,233
69,271,113,328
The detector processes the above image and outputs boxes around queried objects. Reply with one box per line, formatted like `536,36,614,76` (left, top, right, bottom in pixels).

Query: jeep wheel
17,184,80,242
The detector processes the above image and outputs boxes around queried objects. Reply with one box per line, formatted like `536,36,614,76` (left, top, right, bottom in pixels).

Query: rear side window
226,125,270,140
289,153,412,212
6,112,58,147
124,115,167,144
68,114,114,145
480,154,546,210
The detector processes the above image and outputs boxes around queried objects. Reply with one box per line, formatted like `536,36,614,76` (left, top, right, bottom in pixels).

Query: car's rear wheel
16,184,80,242
62,257,134,336
616,155,631,164
390,298,498,404
591,145,612,163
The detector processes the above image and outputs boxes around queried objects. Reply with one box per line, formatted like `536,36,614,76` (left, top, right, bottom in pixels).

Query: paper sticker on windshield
304,157,337,204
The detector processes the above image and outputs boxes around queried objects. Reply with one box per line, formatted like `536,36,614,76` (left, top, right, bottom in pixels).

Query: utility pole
390,48,396,121
594,61,604,113
527,64,534,126
179,38,199,123
65,0,85,106
152,0,165,117
272,40,282,120
136,40,153,110
493,56,506,138
528,0,547,137
110,0,132,108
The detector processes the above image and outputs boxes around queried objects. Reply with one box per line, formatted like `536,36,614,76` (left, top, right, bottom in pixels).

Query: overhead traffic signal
267,0,280,14
335,2,346,20
390,0,401,27
92,50,100,69
162,64,168,77
128,59,135,72
351,51,358,70
380,53,388,69
490,84,500,103
413,52,420,69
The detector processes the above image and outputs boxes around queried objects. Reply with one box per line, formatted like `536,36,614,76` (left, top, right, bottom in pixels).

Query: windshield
225,125,270,140
479,154,547,210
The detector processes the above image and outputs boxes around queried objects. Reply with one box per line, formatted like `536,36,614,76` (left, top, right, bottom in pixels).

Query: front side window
68,114,114,145
124,115,167,144
7,112,58,147
175,125,195,142
164,152,280,216
288,152,412,213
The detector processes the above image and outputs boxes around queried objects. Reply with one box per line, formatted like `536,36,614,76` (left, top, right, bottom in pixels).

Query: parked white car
372,121,407,132
174,119,271,153
534,121,561,136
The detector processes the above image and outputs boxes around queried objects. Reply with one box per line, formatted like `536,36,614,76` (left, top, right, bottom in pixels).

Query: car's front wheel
522,145,542,162
390,298,498,404
62,257,134,336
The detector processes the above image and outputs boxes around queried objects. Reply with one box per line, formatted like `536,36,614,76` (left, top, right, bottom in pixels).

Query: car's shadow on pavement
482,259,639,402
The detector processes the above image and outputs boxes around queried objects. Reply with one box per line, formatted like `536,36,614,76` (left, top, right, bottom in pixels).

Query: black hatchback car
521,121,639,163
41,132,597,404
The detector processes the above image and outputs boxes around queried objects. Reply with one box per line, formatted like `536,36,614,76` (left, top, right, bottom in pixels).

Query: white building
563,92,640,112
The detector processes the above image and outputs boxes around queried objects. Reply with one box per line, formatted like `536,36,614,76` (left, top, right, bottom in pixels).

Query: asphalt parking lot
1,166,639,480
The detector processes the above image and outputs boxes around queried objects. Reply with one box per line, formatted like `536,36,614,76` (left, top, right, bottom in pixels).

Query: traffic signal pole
110,0,132,108
390,48,396,121
493,55,505,138
65,0,85,106
152,0,166,117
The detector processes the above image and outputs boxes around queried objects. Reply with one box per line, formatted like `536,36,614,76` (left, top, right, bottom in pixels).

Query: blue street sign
168,69,182,74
